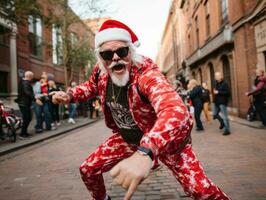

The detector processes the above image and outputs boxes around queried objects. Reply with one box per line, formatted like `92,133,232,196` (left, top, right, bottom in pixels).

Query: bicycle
0,100,22,143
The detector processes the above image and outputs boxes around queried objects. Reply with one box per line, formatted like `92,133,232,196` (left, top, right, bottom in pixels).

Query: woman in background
202,82,212,123
188,79,204,131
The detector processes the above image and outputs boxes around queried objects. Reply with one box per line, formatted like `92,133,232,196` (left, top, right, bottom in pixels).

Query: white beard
110,69,130,87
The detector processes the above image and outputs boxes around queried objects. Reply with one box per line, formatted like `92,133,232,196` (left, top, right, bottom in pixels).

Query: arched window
221,55,232,103
199,68,203,84
221,55,231,90
208,62,215,90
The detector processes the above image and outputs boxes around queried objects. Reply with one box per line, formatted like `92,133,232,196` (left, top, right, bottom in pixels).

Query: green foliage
0,0,42,25
68,41,96,73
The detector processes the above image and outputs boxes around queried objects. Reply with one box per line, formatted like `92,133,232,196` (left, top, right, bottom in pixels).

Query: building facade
0,0,95,102
157,0,266,118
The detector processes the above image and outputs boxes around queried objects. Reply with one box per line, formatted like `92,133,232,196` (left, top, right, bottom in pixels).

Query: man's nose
112,52,120,61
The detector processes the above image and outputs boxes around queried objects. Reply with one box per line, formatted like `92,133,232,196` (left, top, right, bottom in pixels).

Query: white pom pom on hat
95,19,140,48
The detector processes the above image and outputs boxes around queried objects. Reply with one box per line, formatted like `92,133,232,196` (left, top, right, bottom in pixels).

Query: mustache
107,60,129,69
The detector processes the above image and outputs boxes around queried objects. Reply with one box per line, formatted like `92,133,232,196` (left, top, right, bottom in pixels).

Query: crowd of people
15,71,101,139
175,68,266,135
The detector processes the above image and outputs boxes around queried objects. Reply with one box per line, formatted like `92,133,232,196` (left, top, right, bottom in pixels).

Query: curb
0,119,98,157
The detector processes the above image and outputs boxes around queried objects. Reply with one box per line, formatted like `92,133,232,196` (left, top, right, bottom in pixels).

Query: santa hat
95,19,140,48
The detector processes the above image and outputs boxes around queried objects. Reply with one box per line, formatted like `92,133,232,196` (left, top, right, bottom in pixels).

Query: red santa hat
95,19,140,48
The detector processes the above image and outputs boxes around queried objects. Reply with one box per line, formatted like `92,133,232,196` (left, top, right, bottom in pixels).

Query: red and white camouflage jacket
68,56,193,159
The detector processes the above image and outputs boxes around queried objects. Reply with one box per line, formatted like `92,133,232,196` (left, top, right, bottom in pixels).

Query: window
188,34,192,53
205,0,210,37
220,0,229,24
0,25,9,46
52,25,63,65
263,51,266,72
28,16,43,58
0,71,8,95
195,16,199,48
70,32,78,48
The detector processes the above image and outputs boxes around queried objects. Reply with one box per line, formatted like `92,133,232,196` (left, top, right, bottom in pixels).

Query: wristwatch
137,146,154,161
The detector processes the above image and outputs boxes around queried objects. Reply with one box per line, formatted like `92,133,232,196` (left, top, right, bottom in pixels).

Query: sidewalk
0,117,98,156
229,115,264,129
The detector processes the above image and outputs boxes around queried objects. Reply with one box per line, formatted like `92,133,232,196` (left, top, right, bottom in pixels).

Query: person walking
213,72,231,135
188,79,204,131
51,19,231,200
202,82,212,122
48,79,60,127
246,68,266,127
16,71,36,139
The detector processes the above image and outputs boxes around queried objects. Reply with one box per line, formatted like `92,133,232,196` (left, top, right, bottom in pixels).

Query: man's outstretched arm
50,65,100,104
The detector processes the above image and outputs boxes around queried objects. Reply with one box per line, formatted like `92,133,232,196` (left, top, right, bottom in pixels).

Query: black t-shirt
106,78,144,145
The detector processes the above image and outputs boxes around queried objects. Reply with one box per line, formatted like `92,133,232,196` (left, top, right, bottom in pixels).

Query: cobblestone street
0,119,265,200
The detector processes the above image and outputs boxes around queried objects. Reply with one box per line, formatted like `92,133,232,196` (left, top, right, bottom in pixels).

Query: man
213,72,231,135
246,68,266,127
51,20,231,200
16,71,36,138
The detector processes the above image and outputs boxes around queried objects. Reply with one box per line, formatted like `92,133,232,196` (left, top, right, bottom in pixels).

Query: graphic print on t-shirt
106,101,138,130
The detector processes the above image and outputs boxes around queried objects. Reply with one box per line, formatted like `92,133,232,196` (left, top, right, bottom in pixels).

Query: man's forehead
100,40,127,50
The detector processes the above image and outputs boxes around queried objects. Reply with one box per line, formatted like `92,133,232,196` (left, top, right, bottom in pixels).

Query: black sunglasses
100,46,129,61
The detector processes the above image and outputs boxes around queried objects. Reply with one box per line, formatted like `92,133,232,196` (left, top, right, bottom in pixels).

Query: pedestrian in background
67,81,77,124
175,80,187,103
32,79,44,133
202,82,212,123
40,72,54,131
213,72,231,135
15,71,36,139
188,79,204,131
48,79,60,127
246,68,266,127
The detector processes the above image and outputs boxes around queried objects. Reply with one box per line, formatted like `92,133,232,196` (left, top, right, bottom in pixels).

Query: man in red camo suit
51,20,231,200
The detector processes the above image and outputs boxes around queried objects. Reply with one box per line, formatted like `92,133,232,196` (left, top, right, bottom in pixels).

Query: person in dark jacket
213,72,231,135
16,71,36,139
48,79,60,127
188,79,204,131
246,68,266,127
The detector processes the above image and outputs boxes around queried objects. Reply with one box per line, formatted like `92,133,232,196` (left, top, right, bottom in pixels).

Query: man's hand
110,152,152,200
213,89,218,94
35,98,43,106
50,91,71,104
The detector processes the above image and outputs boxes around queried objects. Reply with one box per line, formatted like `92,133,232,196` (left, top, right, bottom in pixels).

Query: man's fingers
49,91,56,96
110,164,120,178
124,179,139,200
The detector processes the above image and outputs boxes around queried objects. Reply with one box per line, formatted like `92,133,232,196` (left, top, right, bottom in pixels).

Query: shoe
19,135,28,140
51,126,57,130
68,118,76,124
223,131,231,135
24,133,31,137
219,123,225,129
195,128,204,131
35,129,43,134
56,122,61,126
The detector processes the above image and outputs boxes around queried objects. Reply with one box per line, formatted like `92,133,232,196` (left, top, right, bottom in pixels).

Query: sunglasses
100,46,129,61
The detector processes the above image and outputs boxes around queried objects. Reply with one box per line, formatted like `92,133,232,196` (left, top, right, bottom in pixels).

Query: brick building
157,0,266,118
84,17,110,34
0,0,95,101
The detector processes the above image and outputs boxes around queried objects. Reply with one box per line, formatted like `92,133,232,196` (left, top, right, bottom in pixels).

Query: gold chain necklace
111,82,122,103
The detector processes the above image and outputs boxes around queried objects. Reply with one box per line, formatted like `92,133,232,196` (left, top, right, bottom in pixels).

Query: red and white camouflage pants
79,133,231,200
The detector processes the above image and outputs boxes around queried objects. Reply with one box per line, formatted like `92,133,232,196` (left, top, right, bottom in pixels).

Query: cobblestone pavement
0,119,265,200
